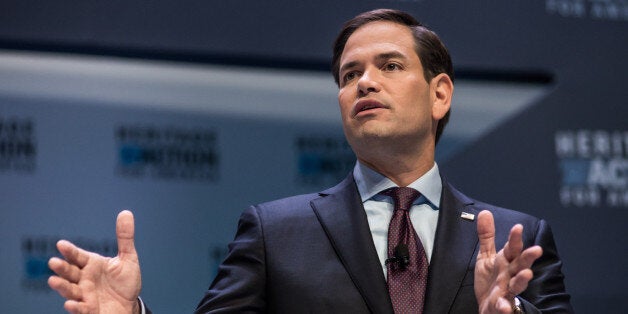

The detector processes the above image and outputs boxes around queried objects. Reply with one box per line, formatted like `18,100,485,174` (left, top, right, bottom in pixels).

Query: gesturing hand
48,210,142,314
474,210,543,314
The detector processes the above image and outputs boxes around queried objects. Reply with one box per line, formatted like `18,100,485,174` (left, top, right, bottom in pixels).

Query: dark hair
331,9,454,144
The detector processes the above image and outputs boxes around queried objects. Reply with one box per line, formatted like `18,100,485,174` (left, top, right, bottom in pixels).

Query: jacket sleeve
519,219,574,313
195,206,267,313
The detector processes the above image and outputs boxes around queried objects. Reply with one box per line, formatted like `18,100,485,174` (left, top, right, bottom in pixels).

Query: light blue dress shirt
353,161,442,277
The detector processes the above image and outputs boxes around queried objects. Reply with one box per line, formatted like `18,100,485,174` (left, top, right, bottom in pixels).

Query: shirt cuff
138,296,147,314
513,296,524,314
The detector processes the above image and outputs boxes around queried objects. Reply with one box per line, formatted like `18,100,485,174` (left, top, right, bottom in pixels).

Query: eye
383,63,402,71
342,71,360,84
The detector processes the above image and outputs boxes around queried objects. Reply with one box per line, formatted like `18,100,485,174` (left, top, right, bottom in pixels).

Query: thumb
116,210,137,260
477,210,496,257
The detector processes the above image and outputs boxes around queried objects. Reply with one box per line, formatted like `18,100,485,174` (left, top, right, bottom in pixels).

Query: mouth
352,99,388,117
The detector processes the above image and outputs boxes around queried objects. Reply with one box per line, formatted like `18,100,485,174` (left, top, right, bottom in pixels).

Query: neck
357,149,435,187
350,131,437,186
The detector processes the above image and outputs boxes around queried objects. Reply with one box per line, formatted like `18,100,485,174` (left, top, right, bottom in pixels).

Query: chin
362,123,394,137
350,129,393,146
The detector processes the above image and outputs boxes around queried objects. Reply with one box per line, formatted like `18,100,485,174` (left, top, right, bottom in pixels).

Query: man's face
337,21,437,156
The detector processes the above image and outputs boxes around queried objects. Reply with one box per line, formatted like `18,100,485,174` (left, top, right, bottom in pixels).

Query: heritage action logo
555,130,628,208
546,0,628,21
295,135,355,186
116,125,219,182
21,236,116,291
0,116,36,172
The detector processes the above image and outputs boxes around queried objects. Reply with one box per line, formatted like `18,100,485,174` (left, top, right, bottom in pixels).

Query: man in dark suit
48,9,572,313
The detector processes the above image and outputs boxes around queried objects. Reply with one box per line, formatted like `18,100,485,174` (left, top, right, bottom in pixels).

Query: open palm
474,210,542,314
48,211,142,314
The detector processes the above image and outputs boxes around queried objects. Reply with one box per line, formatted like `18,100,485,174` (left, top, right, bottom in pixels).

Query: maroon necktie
382,187,428,314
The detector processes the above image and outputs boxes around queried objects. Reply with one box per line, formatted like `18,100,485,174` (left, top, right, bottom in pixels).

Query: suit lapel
310,174,394,314
424,179,480,313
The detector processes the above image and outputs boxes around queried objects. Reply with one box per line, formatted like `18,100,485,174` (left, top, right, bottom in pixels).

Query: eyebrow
339,51,409,74
376,51,408,62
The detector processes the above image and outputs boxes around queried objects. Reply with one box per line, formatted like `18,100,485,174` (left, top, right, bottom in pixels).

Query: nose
357,68,381,97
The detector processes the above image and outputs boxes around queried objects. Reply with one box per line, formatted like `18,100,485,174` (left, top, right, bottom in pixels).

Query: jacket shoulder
445,180,541,225
252,173,355,217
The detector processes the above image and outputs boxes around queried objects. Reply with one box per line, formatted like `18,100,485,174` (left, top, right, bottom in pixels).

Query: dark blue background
1,1,626,311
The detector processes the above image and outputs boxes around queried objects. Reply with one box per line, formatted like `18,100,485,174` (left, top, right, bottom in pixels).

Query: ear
430,73,453,121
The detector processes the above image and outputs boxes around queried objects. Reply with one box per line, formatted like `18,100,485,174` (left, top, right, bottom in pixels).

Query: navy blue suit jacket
195,174,573,313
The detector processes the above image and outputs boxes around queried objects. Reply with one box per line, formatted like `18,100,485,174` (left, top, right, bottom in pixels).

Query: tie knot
380,187,421,211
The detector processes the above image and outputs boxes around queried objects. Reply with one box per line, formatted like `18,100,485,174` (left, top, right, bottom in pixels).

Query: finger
508,245,543,275
496,297,514,314
521,245,543,266
57,240,91,269
48,275,83,301
477,210,496,257
64,300,90,314
503,224,524,261
508,268,534,295
116,210,137,260
48,257,81,283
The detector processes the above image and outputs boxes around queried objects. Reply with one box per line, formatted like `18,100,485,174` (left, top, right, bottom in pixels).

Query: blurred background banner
0,1,626,312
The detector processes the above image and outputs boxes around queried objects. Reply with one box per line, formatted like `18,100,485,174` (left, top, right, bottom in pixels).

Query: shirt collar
353,161,442,208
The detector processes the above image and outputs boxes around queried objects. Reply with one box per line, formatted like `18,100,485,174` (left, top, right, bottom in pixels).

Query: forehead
340,21,417,64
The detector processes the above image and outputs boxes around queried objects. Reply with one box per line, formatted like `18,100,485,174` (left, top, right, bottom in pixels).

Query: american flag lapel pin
460,212,475,221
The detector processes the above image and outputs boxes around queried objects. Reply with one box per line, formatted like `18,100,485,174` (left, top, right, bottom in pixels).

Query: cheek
403,85,430,113
338,90,353,118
